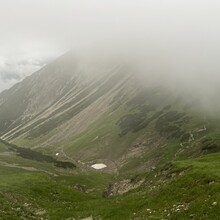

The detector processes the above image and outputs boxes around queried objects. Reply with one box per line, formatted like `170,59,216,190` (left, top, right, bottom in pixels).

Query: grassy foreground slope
0,140,220,219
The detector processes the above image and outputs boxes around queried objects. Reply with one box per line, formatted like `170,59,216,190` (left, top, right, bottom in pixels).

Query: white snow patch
91,163,107,170
55,153,59,156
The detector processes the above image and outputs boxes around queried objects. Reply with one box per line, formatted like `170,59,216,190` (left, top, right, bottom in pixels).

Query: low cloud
0,56,53,91
0,0,220,115
0,72,21,82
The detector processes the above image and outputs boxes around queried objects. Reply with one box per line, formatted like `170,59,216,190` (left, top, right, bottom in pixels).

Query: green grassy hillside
1,139,220,219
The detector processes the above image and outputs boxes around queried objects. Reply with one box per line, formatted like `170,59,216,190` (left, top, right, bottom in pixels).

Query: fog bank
0,0,220,113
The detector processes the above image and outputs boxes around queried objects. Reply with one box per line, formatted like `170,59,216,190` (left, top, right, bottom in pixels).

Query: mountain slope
0,52,220,219
0,52,220,174
0,53,131,142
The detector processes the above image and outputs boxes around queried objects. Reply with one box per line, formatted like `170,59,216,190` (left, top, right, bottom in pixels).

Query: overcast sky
0,0,220,92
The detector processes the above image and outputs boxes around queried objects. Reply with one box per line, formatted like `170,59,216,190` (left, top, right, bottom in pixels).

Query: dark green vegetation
0,139,75,169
